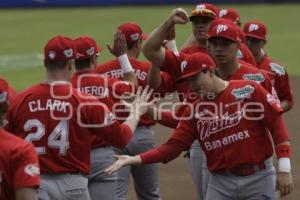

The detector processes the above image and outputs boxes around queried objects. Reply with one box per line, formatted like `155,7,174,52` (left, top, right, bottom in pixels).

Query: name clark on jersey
29,99,70,113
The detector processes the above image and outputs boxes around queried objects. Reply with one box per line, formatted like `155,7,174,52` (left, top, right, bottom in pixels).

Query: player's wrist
118,54,134,74
276,144,292,173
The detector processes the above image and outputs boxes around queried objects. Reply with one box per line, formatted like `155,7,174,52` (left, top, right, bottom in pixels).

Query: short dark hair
127,39,142,50
44,60,69,72
75,58,91,70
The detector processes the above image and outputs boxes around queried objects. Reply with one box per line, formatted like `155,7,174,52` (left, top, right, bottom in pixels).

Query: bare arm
142,8,189,67
16,188,38,200
107,30,138,86
147,63,162,89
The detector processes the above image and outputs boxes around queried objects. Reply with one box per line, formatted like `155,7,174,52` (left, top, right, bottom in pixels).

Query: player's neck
255,49,265,63
45,71,70,84
217,59,239,78
127,50,139,59
197,39,208,49
214,77,229,94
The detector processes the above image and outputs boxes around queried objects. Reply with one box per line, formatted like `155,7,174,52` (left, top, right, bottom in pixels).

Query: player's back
6,83,104,175
0,128,40,200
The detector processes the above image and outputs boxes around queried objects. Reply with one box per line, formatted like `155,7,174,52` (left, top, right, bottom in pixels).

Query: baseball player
0,85,40,200
95,22,176,200
5,35,153,200
105,52,294,199
72,33,137,200
243,20,294,112
143,7,220,200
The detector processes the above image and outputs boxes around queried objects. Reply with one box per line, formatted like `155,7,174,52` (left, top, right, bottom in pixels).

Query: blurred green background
1,4,299,90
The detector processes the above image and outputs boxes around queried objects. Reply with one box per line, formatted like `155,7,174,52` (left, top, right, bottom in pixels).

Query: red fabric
275,145,292,158
181,45,207,55
221,64,273,94
141,80,287,172
44,35,76,64
95,58,175,126
157,111,179,129
243,21,267,41
257,55,293,109
71,69,133,149
0,78,17,103
74,36,102,60
0,129,40,200
118,22,147,45
5,83,132,175
209,23,240,42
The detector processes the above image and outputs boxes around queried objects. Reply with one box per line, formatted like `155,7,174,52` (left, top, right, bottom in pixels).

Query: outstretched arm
16,188,38,200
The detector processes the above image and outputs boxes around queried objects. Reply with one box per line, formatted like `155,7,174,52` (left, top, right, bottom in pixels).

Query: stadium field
0,3,300,90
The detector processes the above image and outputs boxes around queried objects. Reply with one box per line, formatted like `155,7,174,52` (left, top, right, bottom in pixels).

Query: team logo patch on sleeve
236,49,243,59
24,164,40,177
270,62,285,76
242,73,265,83
231,85,254,100
104,112,116,126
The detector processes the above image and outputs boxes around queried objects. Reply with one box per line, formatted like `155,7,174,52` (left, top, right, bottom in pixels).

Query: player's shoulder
228,80,263,99
0,129,35,154
95,59,119,73
265,56,286,76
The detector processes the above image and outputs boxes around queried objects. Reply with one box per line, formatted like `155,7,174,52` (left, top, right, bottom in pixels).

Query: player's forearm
268,116,289,145
118,54,138,86
122,111,142,134
156,110,179,129
142,17,175,66
147,64,162,89
16,188,38,200
275,141,292,173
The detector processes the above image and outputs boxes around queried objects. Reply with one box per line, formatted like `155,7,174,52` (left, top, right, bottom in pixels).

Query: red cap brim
245,34,266,41
176,70,201,83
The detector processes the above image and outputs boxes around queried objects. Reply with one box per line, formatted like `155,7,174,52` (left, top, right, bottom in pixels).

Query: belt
216,162,266,177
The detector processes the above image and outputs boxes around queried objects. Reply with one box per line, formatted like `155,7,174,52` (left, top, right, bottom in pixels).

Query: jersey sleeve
274,70,294,109
253,83,289,144
108,78,135,98
161,49,186,80
82,97,132,148
12,142,40,190
154,71,177,96
140,106,197,164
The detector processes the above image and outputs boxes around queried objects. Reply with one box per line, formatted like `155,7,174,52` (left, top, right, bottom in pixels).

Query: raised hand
169,8,189,25
122,85,156,117
107,30,128,57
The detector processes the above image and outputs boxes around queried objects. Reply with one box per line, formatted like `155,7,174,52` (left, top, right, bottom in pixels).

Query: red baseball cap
177,52,216,83
190,3,219,21
208,23,240,42
210,18,245,43
44,35,76,64
219,8,241,26
74,36,102,60
243,20,267,41
118,22,147,45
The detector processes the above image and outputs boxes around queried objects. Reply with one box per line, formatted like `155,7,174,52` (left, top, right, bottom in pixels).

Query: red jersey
181,45,207,55
0,129,40,200
5,83,132,175
237,43,257,67
71,69,133,149
257,55,293,109
95,58,175,126
140,80,289,172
